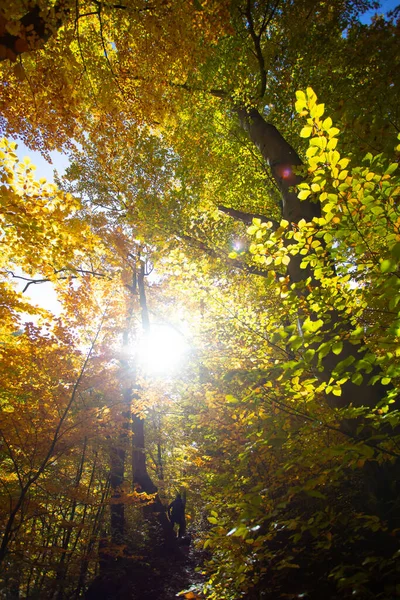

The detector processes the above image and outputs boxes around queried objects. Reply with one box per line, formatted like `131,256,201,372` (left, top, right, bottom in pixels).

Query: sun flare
138,325,188,374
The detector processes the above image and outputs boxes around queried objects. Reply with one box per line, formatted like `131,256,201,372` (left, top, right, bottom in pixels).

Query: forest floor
85,535,207,600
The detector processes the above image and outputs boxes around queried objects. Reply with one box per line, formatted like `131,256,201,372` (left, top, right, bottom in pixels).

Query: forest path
85,538,206,600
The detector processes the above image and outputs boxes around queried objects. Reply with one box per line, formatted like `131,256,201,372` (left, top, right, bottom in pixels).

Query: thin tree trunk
109,443,126,544
78,475,110,596
132,262,179,547
0,311,107,565
54,438,88,599
131,262,157,494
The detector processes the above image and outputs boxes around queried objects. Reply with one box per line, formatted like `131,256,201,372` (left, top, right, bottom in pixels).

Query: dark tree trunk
131,263,158,494
109,444,126,544
238,107,392,417
131,409,158,494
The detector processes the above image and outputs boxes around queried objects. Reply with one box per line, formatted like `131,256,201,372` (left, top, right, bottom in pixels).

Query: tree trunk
238,107,391,417
54,438,88,599
131,406,158,494
109,444,126,544
133,262,180,547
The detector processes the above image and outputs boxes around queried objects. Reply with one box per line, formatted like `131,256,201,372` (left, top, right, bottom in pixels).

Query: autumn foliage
0,1,400,599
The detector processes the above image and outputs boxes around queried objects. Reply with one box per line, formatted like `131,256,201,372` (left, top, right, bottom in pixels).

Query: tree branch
6,268,110,294
0,301,110,564
244,0,267,98
218,204,279,229
178,233,271,278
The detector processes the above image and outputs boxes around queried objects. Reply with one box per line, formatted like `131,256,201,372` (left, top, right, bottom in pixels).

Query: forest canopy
0,1,400,598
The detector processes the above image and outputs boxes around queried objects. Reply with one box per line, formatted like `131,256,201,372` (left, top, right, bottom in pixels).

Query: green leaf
352,373,363,385
390,242,400,259
304,349,315,361
380,259,395,273
384,163,398,175
225,395,238,404
332,341,343,355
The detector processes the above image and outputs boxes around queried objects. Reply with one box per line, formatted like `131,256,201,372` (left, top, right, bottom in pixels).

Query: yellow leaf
300,126,313,138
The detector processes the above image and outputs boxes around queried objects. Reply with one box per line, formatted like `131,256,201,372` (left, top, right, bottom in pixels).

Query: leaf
352,373,363,385
380,259,395,273
300,126,313,138
314,103,325,117
332,341,343,355
322,117,333,130
305,489,327,499
310,137,327,149
295,90,306,102
384,163,398,175
328,127,340,138
390,242,400,259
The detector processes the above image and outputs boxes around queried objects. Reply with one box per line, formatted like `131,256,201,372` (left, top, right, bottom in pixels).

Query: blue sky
14,140,69,182
360,0,399,23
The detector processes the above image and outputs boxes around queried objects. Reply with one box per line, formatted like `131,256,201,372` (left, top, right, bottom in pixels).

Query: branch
260,0,281,33
260,387,400,459
244,0,267,98
6,268,111,294
178,233,271,278
218,205,279,229
168,81,229,100
203,287,292,359
0,300,111,564
91,0,128,8
91,0,157,10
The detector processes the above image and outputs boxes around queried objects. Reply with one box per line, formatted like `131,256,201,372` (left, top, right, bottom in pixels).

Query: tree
1,1,400,598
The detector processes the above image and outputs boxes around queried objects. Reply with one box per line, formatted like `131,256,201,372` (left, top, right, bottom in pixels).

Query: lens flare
138,325,188,374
